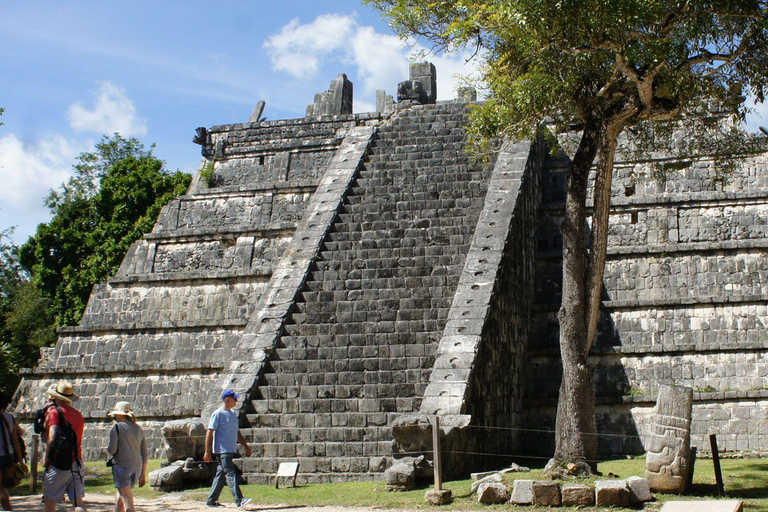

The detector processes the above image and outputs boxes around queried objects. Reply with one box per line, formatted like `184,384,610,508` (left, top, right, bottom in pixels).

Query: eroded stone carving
645,384,694,494
163,418,207,463
397,62,437,104
306,73,353,117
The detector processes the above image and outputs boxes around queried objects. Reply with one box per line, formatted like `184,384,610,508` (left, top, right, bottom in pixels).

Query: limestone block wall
523,149,768,458
11,113,379,459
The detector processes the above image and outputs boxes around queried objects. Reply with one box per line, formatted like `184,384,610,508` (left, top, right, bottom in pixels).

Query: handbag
0,414,28,488
2,461,27,488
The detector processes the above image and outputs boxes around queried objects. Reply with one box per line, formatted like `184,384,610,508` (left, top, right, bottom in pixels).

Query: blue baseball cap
221,389,240,400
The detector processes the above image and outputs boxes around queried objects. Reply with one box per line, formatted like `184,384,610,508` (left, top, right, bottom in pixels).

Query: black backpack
33,402,54,435
48,408,78,470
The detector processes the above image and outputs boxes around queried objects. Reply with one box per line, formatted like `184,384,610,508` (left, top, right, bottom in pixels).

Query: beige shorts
44,462,85,504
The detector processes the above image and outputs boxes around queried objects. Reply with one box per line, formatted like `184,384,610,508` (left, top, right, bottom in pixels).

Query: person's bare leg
0,485,12,510
114,490,124,512
43,497,57,512
116,486,135,512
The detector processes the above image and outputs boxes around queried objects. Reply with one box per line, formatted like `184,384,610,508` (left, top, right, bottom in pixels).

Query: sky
2,2,768,246
0,1,480,244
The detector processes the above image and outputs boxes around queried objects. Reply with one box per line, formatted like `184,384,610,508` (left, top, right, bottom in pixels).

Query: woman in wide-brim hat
106,402,147,512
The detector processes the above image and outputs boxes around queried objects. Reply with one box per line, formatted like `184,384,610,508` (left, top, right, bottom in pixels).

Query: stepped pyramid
12,64,768,482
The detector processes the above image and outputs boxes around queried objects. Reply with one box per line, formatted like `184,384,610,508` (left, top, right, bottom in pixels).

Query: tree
20,135,192,328
366,0,768,472
0,228,53,394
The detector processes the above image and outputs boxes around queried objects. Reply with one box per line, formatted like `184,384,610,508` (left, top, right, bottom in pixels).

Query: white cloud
67,81,148,137
264,14,482,109
0,134,87,239
349,26,410,95
263,14,357,79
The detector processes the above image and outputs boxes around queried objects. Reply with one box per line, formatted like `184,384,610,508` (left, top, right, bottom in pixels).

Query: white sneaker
238,498,252,508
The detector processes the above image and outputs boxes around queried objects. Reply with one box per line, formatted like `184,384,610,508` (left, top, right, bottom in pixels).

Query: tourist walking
0,392,28,511
203,390,252,508
42,381,88,512
107,402,148,512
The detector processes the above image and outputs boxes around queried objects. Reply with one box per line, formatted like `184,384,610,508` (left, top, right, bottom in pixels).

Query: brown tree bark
553,115,602,469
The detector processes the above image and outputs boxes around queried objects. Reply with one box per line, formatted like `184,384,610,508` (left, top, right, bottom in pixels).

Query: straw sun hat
47,381,79,404
108,401,136,419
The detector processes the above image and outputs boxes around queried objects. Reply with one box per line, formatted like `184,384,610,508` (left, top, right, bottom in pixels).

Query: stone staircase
239,104,494,483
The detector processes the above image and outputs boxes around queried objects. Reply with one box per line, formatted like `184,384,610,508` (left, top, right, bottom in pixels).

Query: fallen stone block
500,462,530,474
510,479,534,505
424,488,452,505
470,473,502,494
149,464,184,491
477,482,510,504
471,471,497,481
384,460,416,491
626,475,653,504
562,483,595,506
595,480,631,508
532,481,561,507
162,419,207,463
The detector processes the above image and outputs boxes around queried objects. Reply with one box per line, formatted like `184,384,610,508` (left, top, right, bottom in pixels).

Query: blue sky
0,1,478,244
2,2,768,245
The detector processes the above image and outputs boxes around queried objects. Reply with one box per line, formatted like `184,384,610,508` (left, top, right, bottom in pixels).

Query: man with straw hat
42,381,87,512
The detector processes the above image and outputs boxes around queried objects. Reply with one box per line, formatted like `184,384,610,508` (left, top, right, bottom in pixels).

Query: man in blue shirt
204,390,252,508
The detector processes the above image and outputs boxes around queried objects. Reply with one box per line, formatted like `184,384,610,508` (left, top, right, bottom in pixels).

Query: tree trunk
553,116,602,469
586,114,634,352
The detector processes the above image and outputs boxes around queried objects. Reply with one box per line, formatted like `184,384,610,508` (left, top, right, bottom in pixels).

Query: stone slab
660,500,743,512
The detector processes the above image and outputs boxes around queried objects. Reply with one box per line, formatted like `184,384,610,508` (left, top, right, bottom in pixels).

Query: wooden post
30,434,39,493
432,416,442,491
709,434,724,497
685,446,697,494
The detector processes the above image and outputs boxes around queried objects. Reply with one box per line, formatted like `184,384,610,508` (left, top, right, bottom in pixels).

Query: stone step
238,457,382,484
241,423,392,442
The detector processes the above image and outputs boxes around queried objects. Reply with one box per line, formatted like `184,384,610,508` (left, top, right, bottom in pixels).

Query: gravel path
9,493,398,512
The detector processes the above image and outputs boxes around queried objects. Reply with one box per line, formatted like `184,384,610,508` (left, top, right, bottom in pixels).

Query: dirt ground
9,493,396,512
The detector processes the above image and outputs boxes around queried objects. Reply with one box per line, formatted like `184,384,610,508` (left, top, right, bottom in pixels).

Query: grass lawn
10,456,768,510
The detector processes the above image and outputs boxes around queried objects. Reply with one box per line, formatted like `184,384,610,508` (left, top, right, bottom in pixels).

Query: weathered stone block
477,482,509,504
532,481,561,507
595,480,631,507
562,483,595,506
163,419,207,462
424,489,452,505
510,479,534,505
149,465,183,491
470,473,502,494
626,475,653,504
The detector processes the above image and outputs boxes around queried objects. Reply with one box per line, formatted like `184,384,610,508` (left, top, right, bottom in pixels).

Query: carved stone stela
645,385,694,493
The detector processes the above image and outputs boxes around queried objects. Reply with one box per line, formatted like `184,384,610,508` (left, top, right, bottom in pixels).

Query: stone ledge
529,340,768,357
523,388,768,407
145,223,298,241
191,180,317,197
23,359,227,375
533,294,768,312
108,266,272,285
536,238,768,261
57,318,248,334
539,189,768,212
209,112,380,133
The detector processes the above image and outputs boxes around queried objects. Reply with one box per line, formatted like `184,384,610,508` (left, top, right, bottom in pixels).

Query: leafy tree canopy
20,134,191,328
367,0,768,471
